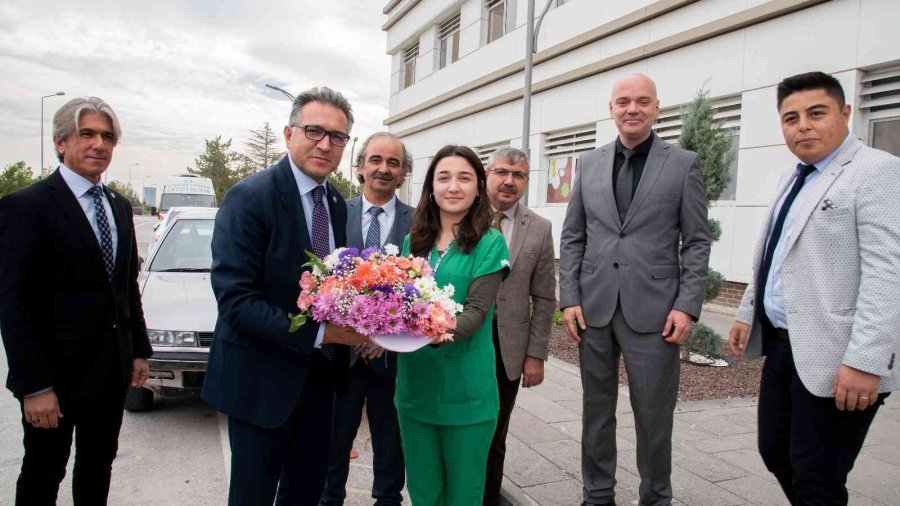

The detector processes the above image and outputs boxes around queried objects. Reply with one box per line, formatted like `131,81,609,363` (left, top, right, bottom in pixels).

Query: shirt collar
616,133,655,156
362,193,397,218
807,133,853,173
492,202,517,221
288,155,328,199
59,164,102,198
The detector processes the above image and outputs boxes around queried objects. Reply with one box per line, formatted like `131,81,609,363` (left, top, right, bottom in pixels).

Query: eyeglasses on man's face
489,167,529,181
292,124,351,147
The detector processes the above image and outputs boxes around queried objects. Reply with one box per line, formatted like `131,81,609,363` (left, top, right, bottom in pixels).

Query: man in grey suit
320,132,413,506
482,147,557,506
729,71,900,505
559,73,710,506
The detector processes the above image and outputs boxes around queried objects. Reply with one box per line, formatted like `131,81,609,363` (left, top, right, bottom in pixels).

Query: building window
655,95,742,200
544,125,596,204
438,15,460,70
401,43,419,90
485,0,506,44
860,65,900,157
476,141,509,168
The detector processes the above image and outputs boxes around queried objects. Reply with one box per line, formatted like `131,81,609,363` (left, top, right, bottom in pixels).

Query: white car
149,206,216,256
128,208,218,411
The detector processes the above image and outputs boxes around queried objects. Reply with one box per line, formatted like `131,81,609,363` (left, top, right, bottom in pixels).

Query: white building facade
383,0,900,304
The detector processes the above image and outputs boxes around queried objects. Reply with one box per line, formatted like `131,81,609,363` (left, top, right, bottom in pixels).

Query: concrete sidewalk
498,357,899,505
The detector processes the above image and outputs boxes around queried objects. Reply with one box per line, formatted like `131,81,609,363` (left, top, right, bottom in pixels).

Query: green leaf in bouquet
288,312,308,333
301,250,328,272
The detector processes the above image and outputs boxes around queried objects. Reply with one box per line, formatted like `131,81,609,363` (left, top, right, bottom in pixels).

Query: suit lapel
783,138,861,255
46,170,108,279
105,187,129,281
623,135,668,229
508,203,528,266
596,143,621,227
388,202,412,248
275,158,310,257
347,198,364,248
326,183,347,248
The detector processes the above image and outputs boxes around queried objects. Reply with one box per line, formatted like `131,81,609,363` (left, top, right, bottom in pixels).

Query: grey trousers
580,305,680,506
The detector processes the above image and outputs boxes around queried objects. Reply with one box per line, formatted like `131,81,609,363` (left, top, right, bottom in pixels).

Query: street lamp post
265,84,295,102
521,0,554,203
129,163,140,191
349,136,359,191
41,91,65,175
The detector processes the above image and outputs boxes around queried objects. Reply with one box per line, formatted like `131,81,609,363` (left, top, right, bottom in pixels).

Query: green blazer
397,229,510,425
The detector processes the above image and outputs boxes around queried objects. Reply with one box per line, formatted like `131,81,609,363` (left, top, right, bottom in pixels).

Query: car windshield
159,194,216,212
149,219,214,272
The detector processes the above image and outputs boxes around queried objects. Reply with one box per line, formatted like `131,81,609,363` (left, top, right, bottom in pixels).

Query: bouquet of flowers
289,244,462,349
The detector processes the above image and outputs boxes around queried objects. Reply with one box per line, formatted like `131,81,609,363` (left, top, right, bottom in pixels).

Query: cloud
0,0,391,184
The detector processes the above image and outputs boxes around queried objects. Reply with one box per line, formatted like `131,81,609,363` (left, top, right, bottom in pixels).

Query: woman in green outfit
398,145,510,505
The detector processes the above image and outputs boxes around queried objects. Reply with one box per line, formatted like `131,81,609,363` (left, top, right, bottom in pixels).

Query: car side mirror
150,206,158,216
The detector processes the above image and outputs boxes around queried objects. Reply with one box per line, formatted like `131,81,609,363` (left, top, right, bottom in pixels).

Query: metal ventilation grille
476,141,509,166
860,65,900,113
544,125,597,157
655,95,742,144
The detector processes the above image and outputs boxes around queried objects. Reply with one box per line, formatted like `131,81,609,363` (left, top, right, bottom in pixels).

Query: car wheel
125,386,154,412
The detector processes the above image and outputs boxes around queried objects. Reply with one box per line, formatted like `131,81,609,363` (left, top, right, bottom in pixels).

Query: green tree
0,161,35,197
188,136,242,203
239,122,284,178
326,169,359,199
107,180,141,207
677,87,736,358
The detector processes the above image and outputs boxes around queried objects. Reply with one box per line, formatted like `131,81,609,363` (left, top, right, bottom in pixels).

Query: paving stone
716,474,791,505
685,431,756,454
860,443,900,467
532,439,582,478
549,420,582,443
669,466,745,506
672,441,749,483
712,448,777,482
508,407,570,445
530,379,583,401
672,418,719,442
522,478,583,506
556,399,583,416
503,435,570,488
846,453,900,505
515,389,580,423
672,410,756,437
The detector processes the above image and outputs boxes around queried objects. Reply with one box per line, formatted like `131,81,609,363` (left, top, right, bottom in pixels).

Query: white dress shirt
361,193,397,248
289,157,336,348
763,134,852,329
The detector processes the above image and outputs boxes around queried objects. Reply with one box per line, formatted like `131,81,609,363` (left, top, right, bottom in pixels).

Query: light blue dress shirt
763,134,852,329
289,156,335,348
59,164,118,263
361,193,397,248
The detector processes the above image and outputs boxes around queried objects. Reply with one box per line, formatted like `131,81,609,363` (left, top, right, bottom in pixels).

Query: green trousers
398,413,498,506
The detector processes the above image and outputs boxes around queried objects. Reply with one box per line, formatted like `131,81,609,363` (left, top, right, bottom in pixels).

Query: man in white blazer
729,71,899,505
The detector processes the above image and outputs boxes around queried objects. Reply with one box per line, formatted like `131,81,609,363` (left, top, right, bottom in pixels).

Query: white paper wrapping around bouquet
371,333,431,353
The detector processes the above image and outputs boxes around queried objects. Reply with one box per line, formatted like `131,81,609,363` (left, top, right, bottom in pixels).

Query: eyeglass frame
291,124,352,147
488,167,529,181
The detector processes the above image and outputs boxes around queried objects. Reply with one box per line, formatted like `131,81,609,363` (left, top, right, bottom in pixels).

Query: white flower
312,264,324,277
324,248,346,269
384,243,399,256
444,283,455,297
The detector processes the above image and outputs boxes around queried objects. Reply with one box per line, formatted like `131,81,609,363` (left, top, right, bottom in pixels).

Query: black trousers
227,357,336,506
483,323,521,506
16,369,128,506
320,359,405,506
758,325,889,506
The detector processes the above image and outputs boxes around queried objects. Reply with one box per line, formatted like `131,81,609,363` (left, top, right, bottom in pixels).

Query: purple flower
402,284,420,301
360,247,379,260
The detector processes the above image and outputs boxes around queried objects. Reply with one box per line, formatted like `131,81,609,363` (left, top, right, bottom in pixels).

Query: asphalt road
0,214,229,504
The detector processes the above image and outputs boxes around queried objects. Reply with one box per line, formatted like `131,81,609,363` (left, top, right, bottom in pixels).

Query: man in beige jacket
482,147,557,505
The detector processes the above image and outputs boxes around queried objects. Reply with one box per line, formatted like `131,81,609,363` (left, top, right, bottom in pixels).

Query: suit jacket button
613,262,619,268
619,232,626,238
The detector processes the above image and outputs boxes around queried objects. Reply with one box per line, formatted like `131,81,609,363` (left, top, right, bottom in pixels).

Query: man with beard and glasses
482,146,557,506
320,132,413,506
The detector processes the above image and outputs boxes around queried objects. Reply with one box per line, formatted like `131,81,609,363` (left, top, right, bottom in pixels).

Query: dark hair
410,145,492,257
289,86,354,131
776,71,845,110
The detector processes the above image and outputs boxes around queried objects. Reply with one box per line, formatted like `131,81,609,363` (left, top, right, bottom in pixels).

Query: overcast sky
0,0,392,191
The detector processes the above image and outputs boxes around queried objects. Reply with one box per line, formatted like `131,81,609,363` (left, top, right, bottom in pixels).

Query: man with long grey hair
202,86,374,505
0,96,152,504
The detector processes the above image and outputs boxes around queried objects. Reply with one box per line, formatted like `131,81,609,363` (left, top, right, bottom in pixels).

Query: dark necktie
88,186,115,282
755,163,817,322
365,206,384,249
615,149,637,223
311,186,335,359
